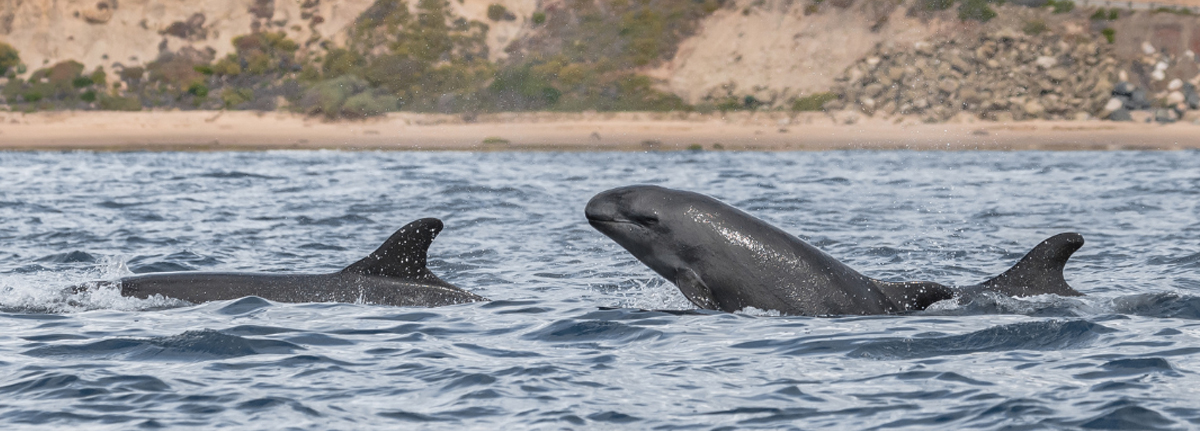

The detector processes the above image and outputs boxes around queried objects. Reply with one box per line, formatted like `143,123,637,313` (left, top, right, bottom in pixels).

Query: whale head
585,185,910,314
585,185,765,309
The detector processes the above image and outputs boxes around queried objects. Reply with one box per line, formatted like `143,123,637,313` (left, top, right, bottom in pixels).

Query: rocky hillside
1,0,1198,122
823,3,1200,122
0,0,533,73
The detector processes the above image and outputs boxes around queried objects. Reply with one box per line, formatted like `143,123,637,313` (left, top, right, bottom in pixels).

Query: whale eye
634,214,659,226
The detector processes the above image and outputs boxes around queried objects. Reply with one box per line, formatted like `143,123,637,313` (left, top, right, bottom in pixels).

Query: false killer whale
77,218,486,307
585,185,1084,316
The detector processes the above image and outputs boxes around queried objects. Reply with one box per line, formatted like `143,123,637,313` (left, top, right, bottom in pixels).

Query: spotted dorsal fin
342,218,454,287
979,232,1084,297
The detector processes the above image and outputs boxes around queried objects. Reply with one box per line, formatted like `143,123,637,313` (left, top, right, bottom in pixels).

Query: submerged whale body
81,218,486,307
585,185,1084,316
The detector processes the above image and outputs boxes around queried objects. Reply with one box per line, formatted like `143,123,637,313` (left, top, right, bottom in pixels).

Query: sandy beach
0,110,1198,151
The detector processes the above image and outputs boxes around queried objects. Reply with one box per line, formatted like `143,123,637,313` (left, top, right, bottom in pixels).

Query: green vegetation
482,136,510,144
791,92,838,111
220,88,254,108
1152,7,1194,15
920,0,955,11
1,0,722,116
918,0,1003,23
1046,0,1073,13
1023,19,1048,36
1,42,21,76
1101,27,1116,43
1091,8,1119,20
187,82,209,97
958,0,997,22
98,94,142,111
309,0,493,114
1,59,111,109
213,31,299,77
488,0,717,112
487,4,513,21
301,75,398,117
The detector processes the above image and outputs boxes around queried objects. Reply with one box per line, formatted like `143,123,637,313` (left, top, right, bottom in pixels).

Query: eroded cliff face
0,0,534,72
646,0,943,106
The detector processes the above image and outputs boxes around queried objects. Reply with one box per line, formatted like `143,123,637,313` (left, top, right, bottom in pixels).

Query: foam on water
1,150,1199,429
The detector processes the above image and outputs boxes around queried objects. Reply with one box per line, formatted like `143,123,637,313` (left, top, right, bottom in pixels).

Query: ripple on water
2,151,1200,429
23,330,303,361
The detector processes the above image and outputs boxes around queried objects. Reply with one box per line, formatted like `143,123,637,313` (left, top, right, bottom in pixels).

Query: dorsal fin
979,232,1084,297
341,218,454,287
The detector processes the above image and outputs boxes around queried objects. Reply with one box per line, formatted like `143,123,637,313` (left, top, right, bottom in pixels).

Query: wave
23,329,302,361
847,320,1115,360
923,291,1200,320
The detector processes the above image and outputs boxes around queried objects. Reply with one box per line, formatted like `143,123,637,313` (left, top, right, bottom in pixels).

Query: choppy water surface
2,150,1199,429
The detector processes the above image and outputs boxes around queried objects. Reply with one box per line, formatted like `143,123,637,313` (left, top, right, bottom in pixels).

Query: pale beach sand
0,110,1197,151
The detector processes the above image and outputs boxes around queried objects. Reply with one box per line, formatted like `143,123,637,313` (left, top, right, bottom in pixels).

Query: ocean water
1,150,1199,430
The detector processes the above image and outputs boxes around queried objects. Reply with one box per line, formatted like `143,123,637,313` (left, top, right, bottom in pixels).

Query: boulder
1035,56,1057,69
938,79,960,94
1166,91,1185,106
1108,108,1133,121
1022,100,1045,117
1046,68,1070,82
1153,109,1176,123
1185,83,1199,110
828,27,1129,123
1130,110,1154,123
865,83,885,98
948,55,971,74
1103,97,1123,113
1112,82,1135,97
1125,89,1151,110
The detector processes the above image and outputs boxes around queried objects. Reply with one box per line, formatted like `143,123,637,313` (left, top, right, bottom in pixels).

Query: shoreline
1,110,1198,151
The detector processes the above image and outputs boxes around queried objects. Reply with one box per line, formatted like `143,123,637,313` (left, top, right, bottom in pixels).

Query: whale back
341,218,456,288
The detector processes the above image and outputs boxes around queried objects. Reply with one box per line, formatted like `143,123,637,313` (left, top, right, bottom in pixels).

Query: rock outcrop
828,29,1122,121
823,9,1200,123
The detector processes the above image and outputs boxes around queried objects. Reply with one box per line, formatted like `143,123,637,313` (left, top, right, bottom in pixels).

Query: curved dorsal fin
980,232,1084,297
341,218,453,287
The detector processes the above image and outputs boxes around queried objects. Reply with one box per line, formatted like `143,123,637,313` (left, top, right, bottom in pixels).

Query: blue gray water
1,150,1199,429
